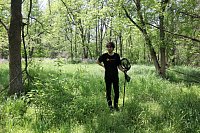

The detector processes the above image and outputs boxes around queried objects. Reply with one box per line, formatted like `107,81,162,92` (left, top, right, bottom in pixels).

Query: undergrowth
0,60,200,133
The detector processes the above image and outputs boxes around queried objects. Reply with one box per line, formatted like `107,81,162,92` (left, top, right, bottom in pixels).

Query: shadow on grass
166,66,200,85
160,91,200,133
29,71,200,133
23,64,200,132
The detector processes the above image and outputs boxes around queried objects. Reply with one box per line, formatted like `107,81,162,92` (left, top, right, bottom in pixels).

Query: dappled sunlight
72,124,86,133
141,101,163,117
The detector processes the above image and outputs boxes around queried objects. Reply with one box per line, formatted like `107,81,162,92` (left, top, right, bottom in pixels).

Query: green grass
0,59,200,133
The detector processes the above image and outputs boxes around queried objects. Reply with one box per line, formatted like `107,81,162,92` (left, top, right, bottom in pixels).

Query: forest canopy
0,0,199,66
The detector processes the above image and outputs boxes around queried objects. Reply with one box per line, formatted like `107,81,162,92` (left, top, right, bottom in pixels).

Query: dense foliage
0,0,199,65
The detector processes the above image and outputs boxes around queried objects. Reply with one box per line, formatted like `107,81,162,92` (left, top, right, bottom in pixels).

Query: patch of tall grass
0,63,8,88
0,60,200,132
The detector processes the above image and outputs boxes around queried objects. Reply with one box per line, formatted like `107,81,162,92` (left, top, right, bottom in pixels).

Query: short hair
106,42,115,48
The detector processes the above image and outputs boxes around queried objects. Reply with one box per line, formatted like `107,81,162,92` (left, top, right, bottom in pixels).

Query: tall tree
123,0,171,77
124,0,160,73
8,0,23,95
159,0,168,78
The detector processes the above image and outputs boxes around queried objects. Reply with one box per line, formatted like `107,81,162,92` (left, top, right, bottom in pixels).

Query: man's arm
97,60,104,68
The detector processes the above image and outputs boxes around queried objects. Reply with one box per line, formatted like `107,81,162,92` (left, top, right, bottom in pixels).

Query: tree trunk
82,34,88,59
8,0,23,96
95,18,98,57
78,22,88,59
169,2,176,66
74,26,77,58
159,0,166,78
87,27,93,59
99,19,103,55
115,36,118,53
119,32,123,57
143,33,161,72
109,17,112,42
159,0,168,78
70,28,73,61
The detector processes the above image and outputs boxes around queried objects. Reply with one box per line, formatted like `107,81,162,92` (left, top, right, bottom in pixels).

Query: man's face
107,46,114,53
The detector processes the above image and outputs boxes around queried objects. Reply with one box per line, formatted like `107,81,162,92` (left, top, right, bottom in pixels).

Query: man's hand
118,65,126,72
123,69,127,73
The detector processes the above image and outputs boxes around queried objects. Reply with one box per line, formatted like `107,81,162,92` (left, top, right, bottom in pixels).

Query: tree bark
95,18,99,57
159,0,167,78
74,26,77,58
99,19,103,55
119,31,123,57
109,17,113,42
70,28,73,61
8,0,23,95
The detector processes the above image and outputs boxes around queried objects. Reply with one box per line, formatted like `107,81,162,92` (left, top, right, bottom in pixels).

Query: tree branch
48,0,51,14
170,7,200,19
0,19,8,32
123,3,200,43
27,0,32,24
179,11,200,18
146,22,200,43
122,6,143,32
25,17,51,34
24,0,32,37
60,0,76,25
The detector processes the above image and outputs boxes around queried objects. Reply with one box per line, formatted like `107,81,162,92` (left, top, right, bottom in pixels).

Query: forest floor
0,59,200,133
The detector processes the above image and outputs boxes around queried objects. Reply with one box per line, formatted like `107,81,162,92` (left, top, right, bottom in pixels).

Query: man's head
106,42,115,49
106,42,115,54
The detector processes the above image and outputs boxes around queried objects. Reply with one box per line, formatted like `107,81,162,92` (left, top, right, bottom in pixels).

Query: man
97,42,126,111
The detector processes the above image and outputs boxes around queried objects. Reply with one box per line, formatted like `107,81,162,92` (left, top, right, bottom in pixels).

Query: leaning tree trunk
135,0,161,72
8,0,23,95
143,33,161,72
124,0,171,75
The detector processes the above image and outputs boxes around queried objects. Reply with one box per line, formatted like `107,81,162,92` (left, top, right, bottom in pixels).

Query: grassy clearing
0,59,200,133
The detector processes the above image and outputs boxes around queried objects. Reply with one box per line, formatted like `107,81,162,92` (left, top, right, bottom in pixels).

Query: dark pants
105,76,119,108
